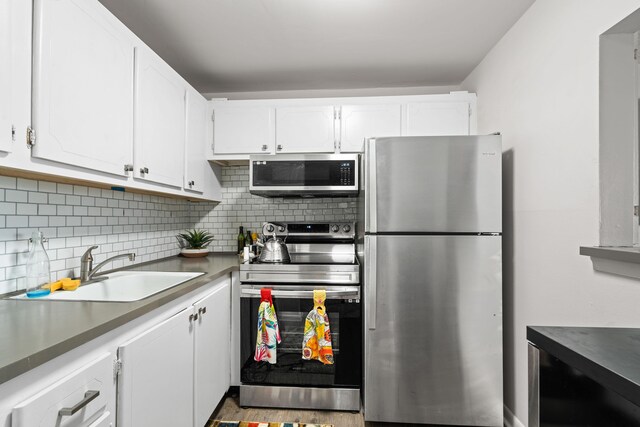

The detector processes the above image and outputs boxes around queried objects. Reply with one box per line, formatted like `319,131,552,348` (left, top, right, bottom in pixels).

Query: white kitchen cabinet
12,352,113,427
185,89,207,193
276,105,336,153
31,0,134,176
116,278,230,427
0,1,13,152
134,47,186,188
339,104,402,152
194,283,231,427
117,307,195,427
404,101,471,136
212,105,275,155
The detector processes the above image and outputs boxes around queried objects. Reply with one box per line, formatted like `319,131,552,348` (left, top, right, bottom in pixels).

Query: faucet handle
81,245,99,262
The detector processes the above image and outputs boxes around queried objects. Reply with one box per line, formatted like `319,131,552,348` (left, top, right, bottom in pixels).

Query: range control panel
262,222,356,240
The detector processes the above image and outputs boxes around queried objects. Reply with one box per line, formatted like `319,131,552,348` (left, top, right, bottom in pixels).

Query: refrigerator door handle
366,236,377,330
366,138,377,233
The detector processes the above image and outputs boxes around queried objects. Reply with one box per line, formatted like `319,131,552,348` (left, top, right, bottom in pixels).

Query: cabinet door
0,1,13,152
32,0,134,175
212,106,275,155
404,102,470,136
276,106,336,153
12,353,113,427
194,281,230,427
185,90,207,193
117,307,194,427
134,47,186,187
339,104,402,152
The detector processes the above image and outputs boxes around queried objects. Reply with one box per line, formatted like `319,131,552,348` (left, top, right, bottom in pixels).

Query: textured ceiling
99,0,535,93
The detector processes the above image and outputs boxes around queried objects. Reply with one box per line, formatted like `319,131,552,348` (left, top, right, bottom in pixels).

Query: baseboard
504,405,525,427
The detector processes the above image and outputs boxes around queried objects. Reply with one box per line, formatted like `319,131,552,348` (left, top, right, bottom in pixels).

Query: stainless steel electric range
239,221,361,412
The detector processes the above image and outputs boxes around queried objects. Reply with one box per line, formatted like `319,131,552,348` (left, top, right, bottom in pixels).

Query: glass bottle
245,229,252,247
26,231,51,298
237,226,245,254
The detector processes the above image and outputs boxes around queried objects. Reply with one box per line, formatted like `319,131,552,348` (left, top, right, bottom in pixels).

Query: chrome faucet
80,245,136,283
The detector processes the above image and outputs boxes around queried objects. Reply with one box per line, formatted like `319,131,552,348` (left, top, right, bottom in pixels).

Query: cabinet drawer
12,353,113,427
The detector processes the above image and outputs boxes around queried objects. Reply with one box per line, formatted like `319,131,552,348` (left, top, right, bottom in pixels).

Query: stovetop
249,252,357,266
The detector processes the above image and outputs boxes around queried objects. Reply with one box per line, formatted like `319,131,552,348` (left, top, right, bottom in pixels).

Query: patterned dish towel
302,289,334,364
254,288,281,364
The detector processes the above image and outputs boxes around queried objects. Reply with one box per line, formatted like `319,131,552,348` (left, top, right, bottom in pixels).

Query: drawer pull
58,390,100,417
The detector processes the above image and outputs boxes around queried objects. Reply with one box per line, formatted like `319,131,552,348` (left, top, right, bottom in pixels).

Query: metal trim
528,343,540,427
240,385,361,411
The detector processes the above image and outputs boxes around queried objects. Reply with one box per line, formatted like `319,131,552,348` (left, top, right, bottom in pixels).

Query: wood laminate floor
208,394,443,427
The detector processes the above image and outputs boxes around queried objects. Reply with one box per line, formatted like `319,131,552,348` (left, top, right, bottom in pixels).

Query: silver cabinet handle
124,164,133,172
58,390,100,417
261,144,268,151
366,237,377,330
140,167,149,174
188,180,195,186
198,306,206,315
277,144,283,151
189,313,199,322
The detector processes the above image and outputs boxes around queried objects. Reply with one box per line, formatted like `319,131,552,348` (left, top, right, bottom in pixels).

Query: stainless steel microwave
249,154,359,197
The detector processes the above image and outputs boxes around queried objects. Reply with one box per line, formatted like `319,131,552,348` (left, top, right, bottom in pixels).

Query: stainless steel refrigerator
360,135,503,426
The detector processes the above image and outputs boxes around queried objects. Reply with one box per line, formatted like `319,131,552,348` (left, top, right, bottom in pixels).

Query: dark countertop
0,253,240,386
528,326,640,407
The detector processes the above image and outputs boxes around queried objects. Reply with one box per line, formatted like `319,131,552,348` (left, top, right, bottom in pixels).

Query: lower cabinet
117,279,230,427
5,275,231,427
12,352,114,427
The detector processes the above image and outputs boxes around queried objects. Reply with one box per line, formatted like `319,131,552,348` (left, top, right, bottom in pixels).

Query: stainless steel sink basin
13,271,205,302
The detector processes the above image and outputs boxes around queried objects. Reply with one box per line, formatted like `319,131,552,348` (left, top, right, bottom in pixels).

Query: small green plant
176,229,214,250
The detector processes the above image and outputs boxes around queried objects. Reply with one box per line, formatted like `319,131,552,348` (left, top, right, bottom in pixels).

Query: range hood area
249,154,359,198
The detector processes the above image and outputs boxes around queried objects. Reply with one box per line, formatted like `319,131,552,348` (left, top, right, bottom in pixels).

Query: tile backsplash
0,176,192,294
0,166,357,294
190,166,357,252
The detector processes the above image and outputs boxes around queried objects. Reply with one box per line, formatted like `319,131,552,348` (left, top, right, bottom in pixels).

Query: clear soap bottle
26,231,51,298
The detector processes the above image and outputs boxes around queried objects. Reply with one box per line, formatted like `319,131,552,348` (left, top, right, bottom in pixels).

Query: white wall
461,0,640,424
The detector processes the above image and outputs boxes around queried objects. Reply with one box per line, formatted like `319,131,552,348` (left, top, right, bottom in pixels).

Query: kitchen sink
13,271,205,302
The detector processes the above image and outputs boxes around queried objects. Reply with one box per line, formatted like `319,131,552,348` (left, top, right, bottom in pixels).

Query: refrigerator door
365,135,501,233
364,234,503,426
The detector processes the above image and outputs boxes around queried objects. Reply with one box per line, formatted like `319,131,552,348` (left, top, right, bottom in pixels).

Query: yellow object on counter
41,278,81,293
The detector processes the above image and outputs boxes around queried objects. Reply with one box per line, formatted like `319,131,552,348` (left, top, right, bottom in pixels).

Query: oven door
240,284,362,389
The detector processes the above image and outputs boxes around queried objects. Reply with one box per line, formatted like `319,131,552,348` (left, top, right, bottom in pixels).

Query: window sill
580,246,640,279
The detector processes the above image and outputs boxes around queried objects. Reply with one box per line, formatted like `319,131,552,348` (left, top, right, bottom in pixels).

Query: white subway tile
6,190,27,203
17,178,38,191
28,192,48,204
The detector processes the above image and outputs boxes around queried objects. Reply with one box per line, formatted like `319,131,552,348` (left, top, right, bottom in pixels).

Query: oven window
240,296,361,388
252,160,355,187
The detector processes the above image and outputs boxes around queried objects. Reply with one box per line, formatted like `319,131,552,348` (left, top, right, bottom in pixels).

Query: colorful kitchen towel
302,289,334,364
211,422,333,427
254,288,281,364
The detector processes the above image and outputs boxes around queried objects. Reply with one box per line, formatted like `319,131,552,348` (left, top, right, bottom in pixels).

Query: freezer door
365,136,501,233
364,234,503,426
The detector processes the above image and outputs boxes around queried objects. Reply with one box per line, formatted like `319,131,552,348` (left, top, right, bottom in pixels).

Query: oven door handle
240,287,360,300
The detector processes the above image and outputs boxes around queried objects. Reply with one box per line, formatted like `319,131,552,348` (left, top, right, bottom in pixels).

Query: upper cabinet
31,0,134,176
339,104,402,153
209,93,476,160
0,1,13,153
404,101,470,136
212,105,275,155
185,89,207,193
275,106,336,153
134,47,186,188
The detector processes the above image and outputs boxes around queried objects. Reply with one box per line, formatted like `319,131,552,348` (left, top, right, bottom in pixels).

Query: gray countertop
0,253,240,386
528,326,640,407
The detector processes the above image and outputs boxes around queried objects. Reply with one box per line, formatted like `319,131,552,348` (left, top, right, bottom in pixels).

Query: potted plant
176,229,214,258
